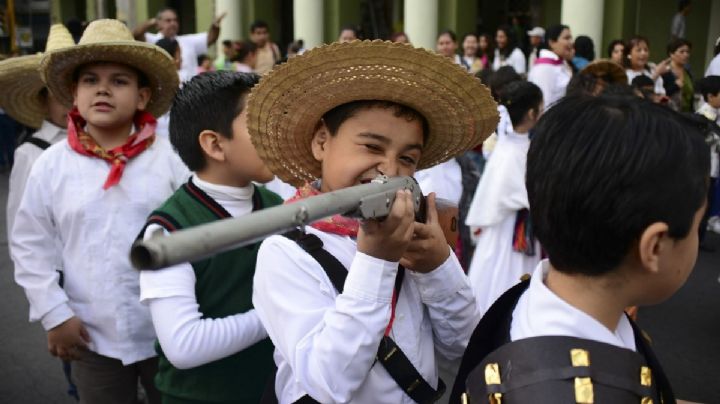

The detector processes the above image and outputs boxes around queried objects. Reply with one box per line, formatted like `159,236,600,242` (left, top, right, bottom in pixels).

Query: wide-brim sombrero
40,19,179,118
581,59,627,84
0,24,75,128
247,40,499,187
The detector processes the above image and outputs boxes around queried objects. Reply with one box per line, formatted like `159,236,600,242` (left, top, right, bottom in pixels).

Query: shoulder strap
284,231,445,403
24,137,52,150
448,279,530,404
628,316,676,404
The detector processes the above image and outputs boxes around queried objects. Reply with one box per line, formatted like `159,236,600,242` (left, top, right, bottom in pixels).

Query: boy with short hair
249,41,498,403
138,71,282,403
451,94,709,403
12,19,188,403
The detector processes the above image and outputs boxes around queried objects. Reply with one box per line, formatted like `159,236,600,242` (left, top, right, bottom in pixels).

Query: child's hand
357,190,415,262
47,317,91,361
400,193,450,273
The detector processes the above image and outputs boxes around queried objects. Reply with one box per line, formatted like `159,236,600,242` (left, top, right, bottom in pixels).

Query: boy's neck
196,169,252,189
86,122,134,150
544,265,630,332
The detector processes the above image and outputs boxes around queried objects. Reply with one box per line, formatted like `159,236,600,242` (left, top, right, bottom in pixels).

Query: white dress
465,129,541,314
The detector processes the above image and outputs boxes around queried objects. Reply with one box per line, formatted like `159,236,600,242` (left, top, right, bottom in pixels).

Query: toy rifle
130,175,448,270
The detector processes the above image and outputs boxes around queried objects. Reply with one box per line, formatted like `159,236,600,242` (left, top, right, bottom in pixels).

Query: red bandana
286,183,360,237
67,108,157,190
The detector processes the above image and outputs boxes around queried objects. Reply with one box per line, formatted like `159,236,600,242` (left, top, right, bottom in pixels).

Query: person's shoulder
256,185,284,207
145,32,161,42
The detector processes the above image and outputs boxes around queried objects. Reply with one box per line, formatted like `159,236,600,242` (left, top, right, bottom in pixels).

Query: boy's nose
377,161,399,177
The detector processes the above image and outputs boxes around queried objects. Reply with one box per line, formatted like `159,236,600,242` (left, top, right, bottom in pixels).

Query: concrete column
404,0,437,50
561,0,605,59
706,0,720,71
116,0,136,28
216,0,243,43
294,0,324,49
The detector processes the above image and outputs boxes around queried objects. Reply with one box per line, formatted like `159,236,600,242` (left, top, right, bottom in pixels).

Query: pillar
216,0,243,43
294,0,324,49
404,0,437,50
561,0,605,59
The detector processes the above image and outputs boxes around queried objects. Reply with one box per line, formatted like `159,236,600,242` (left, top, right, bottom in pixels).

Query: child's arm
140,225,268,369
402,194,481,360
253,190,416,402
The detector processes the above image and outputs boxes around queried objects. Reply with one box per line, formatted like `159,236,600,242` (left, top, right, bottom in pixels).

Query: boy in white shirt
451,94,709,403
12,19,187,403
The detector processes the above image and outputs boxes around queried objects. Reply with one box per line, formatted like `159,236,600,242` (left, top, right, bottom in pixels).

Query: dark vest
146,179,283,403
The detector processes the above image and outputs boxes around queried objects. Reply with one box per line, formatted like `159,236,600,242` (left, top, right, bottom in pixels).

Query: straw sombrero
580,59,628,84
40,19,179,117
0,24,75,128
247,40,499,187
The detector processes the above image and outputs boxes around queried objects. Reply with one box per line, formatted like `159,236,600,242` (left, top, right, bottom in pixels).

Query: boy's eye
400,155,418,165
81,76,96,84
364,144,382,152
114,78,129,85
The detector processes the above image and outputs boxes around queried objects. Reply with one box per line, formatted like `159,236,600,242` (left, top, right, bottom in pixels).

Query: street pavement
0,169,718,403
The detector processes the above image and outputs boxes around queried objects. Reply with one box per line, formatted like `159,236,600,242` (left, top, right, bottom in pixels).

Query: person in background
528,24,573,108
607,39,625,65
391,32,410,44
624,35,669,98
214,39,235,71
338,25,358,43
197,54,214,74
460,33,483,73
286,39,305,60
695,76,720,238
493,25,526,74
250,20,281,75
671,0,691,40
632,75,668,104
437,30,462,66
477,33,493,70
525,27,544,72
705,36,720,76
156,37,187,82
134,7,226,80
572,35,595,71
233,40,258,73
662,38,694,112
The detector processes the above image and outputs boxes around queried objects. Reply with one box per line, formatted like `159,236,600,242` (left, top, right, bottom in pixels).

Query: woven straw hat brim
0,54,45,128
247,40,499,187
40,41,179,117
581,59,628,84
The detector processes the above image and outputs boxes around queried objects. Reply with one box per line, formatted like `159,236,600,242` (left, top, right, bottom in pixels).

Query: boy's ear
637,222,671,275
311,121,330,162
136,87,152,111
198,130,226,163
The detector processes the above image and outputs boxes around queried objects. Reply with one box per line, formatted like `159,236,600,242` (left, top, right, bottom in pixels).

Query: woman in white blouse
492,25,526,74
624,35,670,96
527,24,574,108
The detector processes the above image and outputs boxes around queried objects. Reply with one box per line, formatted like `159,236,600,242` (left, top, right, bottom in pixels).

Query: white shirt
493,47,526,74
12,137,189,364
7,120,66,245
145,32,207,81
253,227,480,404
261,176,297,200
528,49,572,108
706,53,720,77
511,260,637,351
139,175,268,369
626,68,666,95
414,159,462,206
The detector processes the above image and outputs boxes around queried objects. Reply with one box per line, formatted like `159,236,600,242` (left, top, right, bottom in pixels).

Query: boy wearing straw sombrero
2,24,74,244
11,19,188,404
249,40,498,403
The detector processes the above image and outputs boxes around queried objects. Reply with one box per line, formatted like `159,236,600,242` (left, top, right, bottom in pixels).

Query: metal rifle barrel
130,176,422,270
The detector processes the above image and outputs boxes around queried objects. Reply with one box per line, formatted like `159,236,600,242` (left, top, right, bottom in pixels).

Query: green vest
146,179,283,403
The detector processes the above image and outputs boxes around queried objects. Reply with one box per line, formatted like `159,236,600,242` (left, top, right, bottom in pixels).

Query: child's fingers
79,324,92,344
424,192,440,225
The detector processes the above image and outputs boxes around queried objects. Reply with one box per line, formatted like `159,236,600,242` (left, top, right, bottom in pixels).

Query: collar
36,120,67,143
192,173,255,203
538,49,561,60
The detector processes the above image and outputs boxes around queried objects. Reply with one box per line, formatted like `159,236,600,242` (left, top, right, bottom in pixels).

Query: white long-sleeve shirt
6,120,66,245
11,137,189,365
253,227,480,404
527,49,572,108
492,47,526,74
139,175,268,369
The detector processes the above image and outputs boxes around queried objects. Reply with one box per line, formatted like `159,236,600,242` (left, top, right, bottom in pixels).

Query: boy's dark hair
606,39,624,58
527,95,709,276
250,20,269,32
322,100,429,143
170,71,260,171
574,36,595,61
487,66,521,101
156,37,179,58
496,25,516,57
72,62,150,88
232,40,257,63
631,74,654,89
499,81,543,127
667,38,691,55
197,54,209,66
222,39,232,48
695,76,720,101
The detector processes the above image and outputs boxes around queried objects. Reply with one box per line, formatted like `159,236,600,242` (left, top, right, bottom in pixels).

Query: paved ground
0,169,718,403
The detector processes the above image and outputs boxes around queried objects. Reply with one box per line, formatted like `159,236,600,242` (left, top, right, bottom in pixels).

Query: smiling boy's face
311,106,425,192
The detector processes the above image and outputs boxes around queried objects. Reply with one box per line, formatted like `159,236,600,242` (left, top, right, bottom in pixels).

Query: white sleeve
407,248,481,360
185,32,208,54
252,235,397,403
139,224,268,369
529,66,555,106
511,48,527,74
144,32,160,43
654,75,666,95
7,146,34,246
11,159,73,330
706,56,720,77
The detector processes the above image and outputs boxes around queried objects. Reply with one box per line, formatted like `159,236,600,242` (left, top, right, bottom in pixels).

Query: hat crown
78,19,134,46
45,24,75,52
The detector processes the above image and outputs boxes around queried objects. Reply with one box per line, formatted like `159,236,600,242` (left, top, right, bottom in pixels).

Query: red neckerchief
534,57,563,66
67,108,157,190
286,183,360,237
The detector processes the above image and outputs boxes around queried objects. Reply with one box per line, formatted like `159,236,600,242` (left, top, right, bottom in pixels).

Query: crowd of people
0,3,719,404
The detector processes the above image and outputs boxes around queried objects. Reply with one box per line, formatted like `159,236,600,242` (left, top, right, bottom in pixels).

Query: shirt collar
36,120,67,143
538,49,560,60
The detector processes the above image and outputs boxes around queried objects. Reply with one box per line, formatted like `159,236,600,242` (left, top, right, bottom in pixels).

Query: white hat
527,27,545,38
